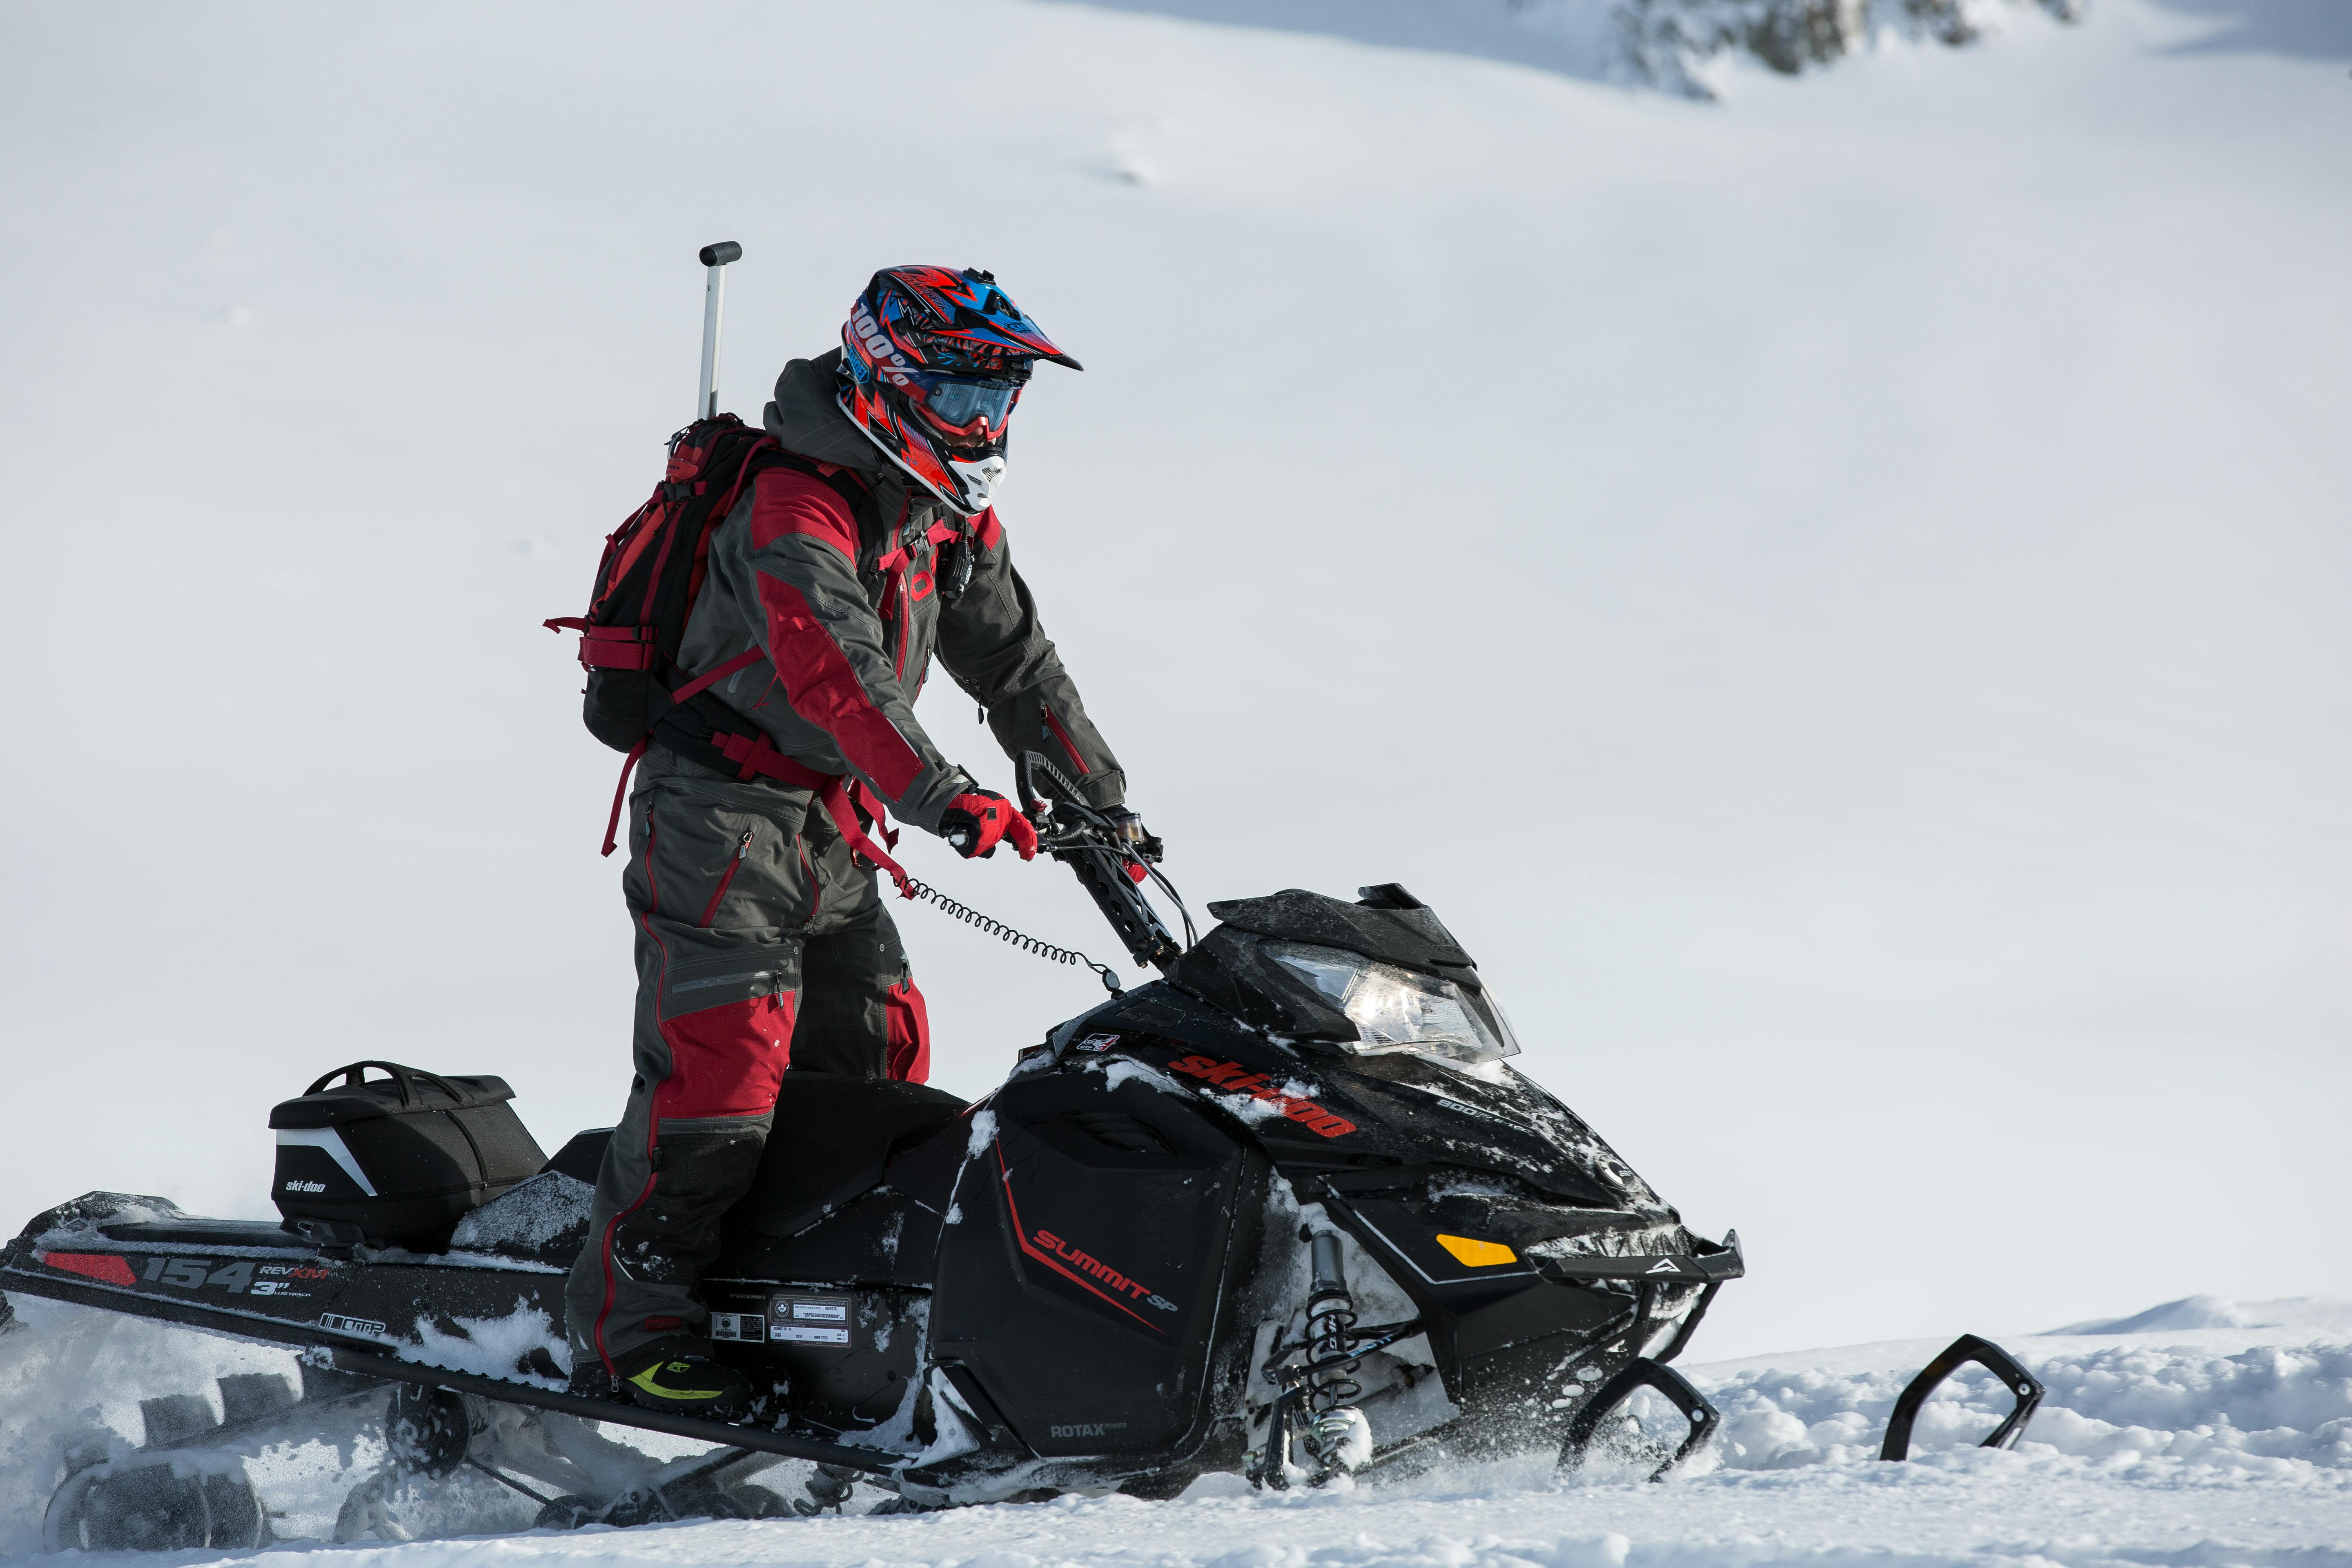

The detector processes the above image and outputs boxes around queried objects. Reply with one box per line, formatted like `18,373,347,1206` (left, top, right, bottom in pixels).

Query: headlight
1264,941,1520,1067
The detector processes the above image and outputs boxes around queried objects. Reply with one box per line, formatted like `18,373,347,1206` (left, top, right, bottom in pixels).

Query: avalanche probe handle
1017,751,1183,973
696,240,741,421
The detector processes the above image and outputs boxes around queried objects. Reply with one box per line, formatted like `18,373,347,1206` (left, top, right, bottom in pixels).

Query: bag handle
302,1060,463,1107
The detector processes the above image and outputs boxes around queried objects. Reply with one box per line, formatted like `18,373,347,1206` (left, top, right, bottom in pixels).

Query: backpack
543,413,878,852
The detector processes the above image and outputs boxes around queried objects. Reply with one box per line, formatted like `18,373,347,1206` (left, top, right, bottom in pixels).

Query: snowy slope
1,0,2348,1379
3,1293,2347,1562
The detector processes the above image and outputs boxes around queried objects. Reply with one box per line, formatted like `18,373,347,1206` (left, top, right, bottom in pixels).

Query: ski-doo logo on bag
1165,1056,1357,1138
283,1179,327,1194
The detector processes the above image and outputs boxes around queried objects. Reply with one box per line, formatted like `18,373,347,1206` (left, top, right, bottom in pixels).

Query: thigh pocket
643,783,811,933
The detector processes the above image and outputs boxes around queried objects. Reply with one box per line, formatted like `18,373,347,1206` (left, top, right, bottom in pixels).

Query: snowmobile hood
1095,984,1668,1210
1116,887,1673,1218
1201,889,1476,980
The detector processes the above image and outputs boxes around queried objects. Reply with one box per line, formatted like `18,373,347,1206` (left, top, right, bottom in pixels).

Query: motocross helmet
837,265,1082,516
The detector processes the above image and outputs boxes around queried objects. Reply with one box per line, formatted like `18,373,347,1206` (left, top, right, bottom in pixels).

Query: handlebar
1017,751,1189,972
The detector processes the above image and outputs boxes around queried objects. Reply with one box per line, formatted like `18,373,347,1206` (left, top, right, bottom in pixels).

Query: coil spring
903,877,1122,992
1305,1293,1363,1418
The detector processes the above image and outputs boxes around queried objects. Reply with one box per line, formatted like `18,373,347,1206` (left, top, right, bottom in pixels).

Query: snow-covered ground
4,1293,2347,1564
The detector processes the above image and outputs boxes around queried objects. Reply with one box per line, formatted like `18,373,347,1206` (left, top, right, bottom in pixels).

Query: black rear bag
271,1061,546,1245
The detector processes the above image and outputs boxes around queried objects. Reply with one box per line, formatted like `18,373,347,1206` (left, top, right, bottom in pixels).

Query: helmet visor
904,373,1022,447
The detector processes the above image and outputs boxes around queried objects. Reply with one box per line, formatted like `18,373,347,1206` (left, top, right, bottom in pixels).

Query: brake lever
1031,817,1111,855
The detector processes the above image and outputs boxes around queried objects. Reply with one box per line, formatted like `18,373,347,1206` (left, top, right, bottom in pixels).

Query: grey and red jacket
672,350,1125,834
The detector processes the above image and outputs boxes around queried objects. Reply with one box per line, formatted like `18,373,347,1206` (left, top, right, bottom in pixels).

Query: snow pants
564,747,930,1379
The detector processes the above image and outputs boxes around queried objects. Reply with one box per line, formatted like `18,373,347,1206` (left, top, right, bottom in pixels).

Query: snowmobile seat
541,1129,614,1185
530,1077,967,1241
733,1074,969,1239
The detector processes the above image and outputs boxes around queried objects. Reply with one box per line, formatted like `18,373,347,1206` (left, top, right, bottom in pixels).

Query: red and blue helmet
837,265,1082,515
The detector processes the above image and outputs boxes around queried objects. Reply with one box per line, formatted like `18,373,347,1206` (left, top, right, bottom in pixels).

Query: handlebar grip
699,241,743,267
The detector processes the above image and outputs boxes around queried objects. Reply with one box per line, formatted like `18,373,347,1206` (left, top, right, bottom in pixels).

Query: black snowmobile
0,756,1746,1546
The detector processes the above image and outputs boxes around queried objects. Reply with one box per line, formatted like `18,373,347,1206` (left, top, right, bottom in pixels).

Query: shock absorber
1302,1230,1366,1469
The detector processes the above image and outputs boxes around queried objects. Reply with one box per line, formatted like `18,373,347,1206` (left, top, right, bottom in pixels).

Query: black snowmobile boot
611,1336,752,1419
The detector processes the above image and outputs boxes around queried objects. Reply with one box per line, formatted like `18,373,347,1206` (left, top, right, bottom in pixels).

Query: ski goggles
904,373,1023,441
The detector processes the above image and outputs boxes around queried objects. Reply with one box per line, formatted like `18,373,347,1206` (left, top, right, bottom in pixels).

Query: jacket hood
766,349,924,530
765,350,882,470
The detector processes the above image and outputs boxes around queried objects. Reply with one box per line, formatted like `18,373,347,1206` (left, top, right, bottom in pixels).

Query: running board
328,1349,904,1477
1562,1356,1720,1481
0,1261,906,1477
1880,1333,2046,1461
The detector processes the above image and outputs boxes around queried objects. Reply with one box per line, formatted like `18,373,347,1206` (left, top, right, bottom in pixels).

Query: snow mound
2054,1296,2352,1336
1709,1338,2352,1481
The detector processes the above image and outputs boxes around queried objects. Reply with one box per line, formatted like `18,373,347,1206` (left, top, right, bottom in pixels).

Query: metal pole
696,241,742,420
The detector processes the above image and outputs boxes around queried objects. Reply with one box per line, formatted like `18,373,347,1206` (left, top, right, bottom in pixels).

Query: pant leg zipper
697,831,753,928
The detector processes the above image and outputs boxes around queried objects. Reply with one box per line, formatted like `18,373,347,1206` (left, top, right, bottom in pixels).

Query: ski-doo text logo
1166,1056,1357,1138
284,1179,327,1193
1031,1231,1178,1314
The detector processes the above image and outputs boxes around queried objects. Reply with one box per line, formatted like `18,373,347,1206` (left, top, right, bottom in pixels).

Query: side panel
928,1075,1248,1459
704,1278,925,1430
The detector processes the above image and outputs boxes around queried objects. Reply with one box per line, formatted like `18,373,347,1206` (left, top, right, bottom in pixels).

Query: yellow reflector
1436,1234,1518,1268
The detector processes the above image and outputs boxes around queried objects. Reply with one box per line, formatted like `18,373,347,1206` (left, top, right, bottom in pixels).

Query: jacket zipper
797,833,821,931
698,830,753,928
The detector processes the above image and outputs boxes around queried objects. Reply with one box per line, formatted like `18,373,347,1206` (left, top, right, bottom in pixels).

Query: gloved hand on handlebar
939,790,1039,862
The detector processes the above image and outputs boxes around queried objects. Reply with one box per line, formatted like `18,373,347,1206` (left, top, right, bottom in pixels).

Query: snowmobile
0,752,1753,1545
3,241,2056,1547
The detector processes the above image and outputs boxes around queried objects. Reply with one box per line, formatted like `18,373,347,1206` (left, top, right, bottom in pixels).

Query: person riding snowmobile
566,265,1144,1416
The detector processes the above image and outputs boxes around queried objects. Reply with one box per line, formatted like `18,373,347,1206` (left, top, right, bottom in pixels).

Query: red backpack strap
667,646,763,705
599,738,651,858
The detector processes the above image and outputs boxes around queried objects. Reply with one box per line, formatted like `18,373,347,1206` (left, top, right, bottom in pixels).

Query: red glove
939,791,1038,862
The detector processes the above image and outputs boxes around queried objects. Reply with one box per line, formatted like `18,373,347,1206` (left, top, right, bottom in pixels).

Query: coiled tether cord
902,874,1128,995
